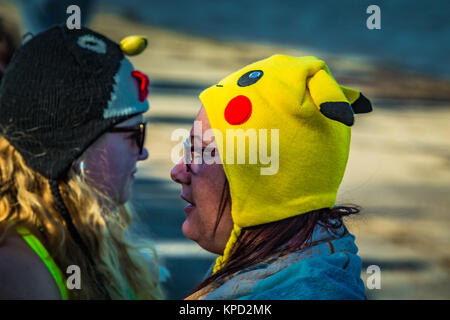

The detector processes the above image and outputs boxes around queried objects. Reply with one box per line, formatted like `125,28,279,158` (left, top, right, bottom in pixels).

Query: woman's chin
182,221,206,248
117,192,130,205
117,183,133,204
198,242,223,255
181,219,196,241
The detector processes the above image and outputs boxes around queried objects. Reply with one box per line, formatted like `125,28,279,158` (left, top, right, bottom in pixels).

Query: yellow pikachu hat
199,55,372,273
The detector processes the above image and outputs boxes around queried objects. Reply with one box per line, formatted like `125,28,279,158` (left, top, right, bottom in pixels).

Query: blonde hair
0,136,164,299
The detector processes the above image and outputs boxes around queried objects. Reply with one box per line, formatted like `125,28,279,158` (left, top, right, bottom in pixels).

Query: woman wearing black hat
0,26,162,299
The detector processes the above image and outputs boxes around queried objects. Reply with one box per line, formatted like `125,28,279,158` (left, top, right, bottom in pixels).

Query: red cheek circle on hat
131,70,150,102
224,95,252,125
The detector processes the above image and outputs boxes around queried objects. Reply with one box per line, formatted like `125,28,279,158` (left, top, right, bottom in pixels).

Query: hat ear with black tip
339,85,373,114
307,69,372,126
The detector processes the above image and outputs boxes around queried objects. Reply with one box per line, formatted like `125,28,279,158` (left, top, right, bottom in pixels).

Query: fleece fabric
189,223,366,300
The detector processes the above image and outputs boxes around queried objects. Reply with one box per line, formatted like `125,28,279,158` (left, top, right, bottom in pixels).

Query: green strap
16,226,69,300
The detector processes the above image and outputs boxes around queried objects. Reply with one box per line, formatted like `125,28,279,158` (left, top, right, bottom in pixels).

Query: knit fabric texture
0,25,149,180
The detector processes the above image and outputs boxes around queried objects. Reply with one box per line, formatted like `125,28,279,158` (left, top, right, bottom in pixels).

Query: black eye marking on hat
320,102,354,126
350,93,372,114
77,35,106,54
237,70,264,87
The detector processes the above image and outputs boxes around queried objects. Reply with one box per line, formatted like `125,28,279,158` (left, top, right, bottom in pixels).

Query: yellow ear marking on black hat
119,35,148,56
307,69,354,126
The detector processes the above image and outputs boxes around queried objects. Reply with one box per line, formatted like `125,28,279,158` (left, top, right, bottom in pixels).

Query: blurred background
1,0,449,299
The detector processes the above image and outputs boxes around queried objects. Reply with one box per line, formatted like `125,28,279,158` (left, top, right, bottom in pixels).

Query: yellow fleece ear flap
340,85,373,114
307,69,354,126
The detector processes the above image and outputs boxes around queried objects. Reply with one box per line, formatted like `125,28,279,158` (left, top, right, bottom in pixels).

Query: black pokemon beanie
0,25,149,180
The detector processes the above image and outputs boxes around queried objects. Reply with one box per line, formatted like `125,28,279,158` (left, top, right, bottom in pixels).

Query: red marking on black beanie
131,70,150,102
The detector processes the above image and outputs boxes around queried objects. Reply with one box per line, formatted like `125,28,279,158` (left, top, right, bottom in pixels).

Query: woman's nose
170,160,190,184
138,147,149,161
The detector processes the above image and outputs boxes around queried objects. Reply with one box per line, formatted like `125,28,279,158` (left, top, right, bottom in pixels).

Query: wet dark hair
191,179,360,294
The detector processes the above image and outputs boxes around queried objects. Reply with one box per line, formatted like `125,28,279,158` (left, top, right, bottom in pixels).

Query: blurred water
97,0,449,80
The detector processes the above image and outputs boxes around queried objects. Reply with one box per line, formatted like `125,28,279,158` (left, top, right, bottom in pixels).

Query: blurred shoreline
96,0,450,82
2,1,450,104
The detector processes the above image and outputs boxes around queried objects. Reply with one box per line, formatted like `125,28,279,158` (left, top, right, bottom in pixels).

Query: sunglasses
109,122,147,155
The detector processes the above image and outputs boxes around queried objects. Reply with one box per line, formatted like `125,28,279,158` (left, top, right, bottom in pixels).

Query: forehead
190,106,211,136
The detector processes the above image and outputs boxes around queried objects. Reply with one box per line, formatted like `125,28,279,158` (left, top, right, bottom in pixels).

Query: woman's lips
184,203,195,214
181,194,196,214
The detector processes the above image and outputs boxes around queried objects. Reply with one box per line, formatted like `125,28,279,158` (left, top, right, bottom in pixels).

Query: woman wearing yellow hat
171,54,372,300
